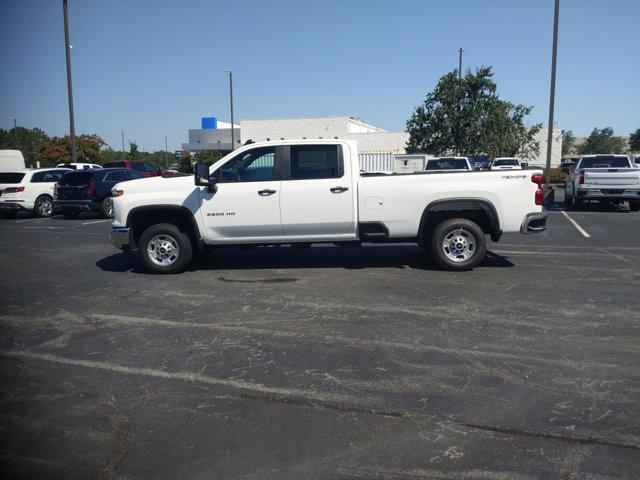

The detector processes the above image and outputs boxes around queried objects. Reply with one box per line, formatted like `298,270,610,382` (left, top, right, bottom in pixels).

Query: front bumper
0,202,27,213
520,212,547,234
110,224,132,250
53,199,96,212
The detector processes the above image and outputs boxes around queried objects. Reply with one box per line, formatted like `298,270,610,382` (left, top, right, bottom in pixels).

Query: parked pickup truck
109,140,546,274
564,154,640,211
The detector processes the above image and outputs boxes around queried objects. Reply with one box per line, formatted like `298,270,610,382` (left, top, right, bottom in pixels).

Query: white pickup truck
109,140,546,274
564,154,640,210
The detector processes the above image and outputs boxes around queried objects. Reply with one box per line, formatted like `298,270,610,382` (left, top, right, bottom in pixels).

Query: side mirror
194,162,215,190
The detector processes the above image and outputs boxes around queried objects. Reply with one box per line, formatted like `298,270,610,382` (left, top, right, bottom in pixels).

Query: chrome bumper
110,225,131,250
520,212,547,234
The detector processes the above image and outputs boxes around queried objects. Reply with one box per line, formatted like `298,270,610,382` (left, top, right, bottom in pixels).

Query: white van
0,150,26,171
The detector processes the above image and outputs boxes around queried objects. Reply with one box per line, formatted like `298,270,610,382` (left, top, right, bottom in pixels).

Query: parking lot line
78,219,111,226
560,211,591,238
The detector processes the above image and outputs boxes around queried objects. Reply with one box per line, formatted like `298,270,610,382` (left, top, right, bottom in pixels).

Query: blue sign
201,117,217,129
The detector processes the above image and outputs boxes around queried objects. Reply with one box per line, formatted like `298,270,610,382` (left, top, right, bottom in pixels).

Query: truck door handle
258,189,276,196
330,186,349,193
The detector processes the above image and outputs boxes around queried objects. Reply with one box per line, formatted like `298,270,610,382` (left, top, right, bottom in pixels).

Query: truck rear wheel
139,223,193,274
430,218,486,270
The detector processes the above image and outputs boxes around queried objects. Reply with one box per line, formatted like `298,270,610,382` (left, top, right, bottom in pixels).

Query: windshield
426,159,469,170
0,172,26,184
59,171,93,186
494,159,519,166
578,156,630,168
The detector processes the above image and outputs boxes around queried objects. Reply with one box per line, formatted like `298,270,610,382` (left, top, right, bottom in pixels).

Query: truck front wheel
430,218,487,270
139,223,193,274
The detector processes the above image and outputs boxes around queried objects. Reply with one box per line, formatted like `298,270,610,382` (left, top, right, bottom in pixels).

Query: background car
0,168,70,218
560,157,579,173
102,160,160,177
56,162,102,170
54,168,145,218
425,157,472,172
491,157,523,170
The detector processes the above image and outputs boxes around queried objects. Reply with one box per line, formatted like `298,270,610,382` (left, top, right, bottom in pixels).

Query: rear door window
289,145,342,180
31,170,67,182
0,172,26,183
426,159,469,170
103,170,129,182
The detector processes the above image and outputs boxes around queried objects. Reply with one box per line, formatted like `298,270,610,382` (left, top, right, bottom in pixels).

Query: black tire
62,210,80,219
33,195,54,218
571,192,582,211
430,218,487,270
139,223,193,274
101,197,114,218
630,201,640,212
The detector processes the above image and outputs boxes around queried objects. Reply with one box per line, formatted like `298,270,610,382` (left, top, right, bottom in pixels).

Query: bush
548,167,566,184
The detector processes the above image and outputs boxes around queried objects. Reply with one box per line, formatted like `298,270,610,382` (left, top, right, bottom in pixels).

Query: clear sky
1,0,638,152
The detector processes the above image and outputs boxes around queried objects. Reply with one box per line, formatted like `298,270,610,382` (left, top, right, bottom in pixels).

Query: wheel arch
127,205,203,251
418,198,501,242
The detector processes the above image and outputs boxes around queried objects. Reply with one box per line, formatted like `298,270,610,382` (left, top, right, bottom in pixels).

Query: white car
0,168,71,218
109,139,546,274
425,157,473,172
56,162,102,170
491,157,523,170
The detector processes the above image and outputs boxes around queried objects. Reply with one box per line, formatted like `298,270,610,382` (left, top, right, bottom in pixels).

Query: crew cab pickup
109,140,547,274
564,154,640,211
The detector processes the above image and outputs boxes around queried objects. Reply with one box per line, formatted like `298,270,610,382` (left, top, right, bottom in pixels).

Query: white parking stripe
561,211,591,238
79,219,110,226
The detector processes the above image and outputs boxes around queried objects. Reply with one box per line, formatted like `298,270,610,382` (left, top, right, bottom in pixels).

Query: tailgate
56,186,87,200
583,169,640,187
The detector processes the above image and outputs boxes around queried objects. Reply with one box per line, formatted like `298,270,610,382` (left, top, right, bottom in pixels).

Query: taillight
85,181,96,196
3,186,25,193
531,173,544,206
578,170,585,185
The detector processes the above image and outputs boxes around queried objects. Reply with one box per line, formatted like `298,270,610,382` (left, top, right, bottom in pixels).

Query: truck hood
117,175,193,193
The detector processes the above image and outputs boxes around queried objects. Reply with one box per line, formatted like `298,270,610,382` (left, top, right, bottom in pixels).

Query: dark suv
54,168,145,218
102,160,160,177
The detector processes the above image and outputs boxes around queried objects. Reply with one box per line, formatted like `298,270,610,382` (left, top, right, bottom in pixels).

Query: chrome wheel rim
38,198,53,216
105,198,114,217
147,234,180,266
442,228,475,262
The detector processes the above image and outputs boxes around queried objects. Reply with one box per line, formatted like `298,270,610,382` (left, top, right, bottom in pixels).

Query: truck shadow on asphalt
96,246,514,274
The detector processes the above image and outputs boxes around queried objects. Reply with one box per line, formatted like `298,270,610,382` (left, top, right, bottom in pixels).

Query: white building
520,127,563,167
182,119,241,153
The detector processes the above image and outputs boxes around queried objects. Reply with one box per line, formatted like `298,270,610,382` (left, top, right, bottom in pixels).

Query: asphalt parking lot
1,205,639,479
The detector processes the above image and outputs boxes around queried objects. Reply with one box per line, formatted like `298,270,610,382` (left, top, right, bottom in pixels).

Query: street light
545,0,560,188
62,0,77,162
225,70,235,151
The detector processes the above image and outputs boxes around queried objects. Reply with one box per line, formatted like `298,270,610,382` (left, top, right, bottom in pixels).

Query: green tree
177,151,193,173
561,129,576,155
193,149,223,166
127,141,140,161
629,128,640,152
406,66,540,158
36,134,106,166
0,127,50,166
579,127,627,154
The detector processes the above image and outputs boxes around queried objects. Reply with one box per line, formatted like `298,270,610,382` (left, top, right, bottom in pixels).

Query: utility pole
12,118,17,129
225,70,235,150
458,47,465,79
164,135,168,152
62,0,77,162
121,131,125,157
545,0,560,188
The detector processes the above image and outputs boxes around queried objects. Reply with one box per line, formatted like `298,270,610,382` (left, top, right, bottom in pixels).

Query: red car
102,161,161,177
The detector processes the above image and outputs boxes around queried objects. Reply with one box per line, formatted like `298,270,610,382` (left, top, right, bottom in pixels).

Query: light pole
62,0,77,162
164,135,168,152
121,130,125,157
458,47,465,79
545,0,560,188
225,70,235,150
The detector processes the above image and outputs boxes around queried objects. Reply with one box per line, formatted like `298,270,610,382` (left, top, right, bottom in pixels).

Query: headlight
112,189,124,197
